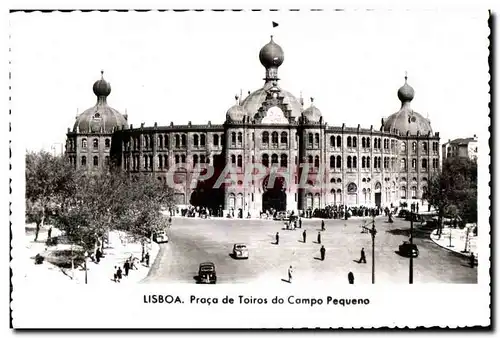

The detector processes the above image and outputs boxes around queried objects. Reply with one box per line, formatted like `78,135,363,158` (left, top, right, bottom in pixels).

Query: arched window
347,136,352,147
314,155,319,168
181,154,186,163
374,157,378,169
308,155,313,165
93,138,98,149
175,135,180,148
401,142,406,152
193,155,199,167
237,132,243,145
105,138,110,148
353,156,357,169
280,154,288,167
401,186,407,199
330,136,335,147
401,159,407,170
347,182,357,193
353,137,357,148
200,155,205,163
423,142,428,153
412,159,417,169
144,155,148,169
347,156,352,169
362,137,366,148
231,132,236,146
271,154,278,165
231,154,236,165
82,138,87,148
200,134,206,147
237,155,243,168
337,178,342,183
175,155,180,164
308,133,313,145
213,134,219,146
367,137,371,148
158,155,163,169
412,142,417,152
336,136,341,147
362,178,366,182
314,133,319,145
336,156,341,168
158,135,163,148
181,134,187,147
272,132,279,145
81,156,87,166
93,156,98,166
367,156,371,168
144,136,149,149
411,186,417,198
330,155,335,168
105,156,109,166
281,132,288,144
330,178,336,184
262,154,269,167
163,155,168,168
362,156,366,168
194,134,199,147
262,131,269,145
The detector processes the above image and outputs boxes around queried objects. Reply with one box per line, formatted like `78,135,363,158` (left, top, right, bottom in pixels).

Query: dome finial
310,97,314,104
101,69,104,79
404,71,408,83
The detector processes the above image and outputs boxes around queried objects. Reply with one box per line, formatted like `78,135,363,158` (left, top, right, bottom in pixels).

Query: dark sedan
399,241,419,258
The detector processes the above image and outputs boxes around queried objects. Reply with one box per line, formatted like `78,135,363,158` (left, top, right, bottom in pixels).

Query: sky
9,10,490,152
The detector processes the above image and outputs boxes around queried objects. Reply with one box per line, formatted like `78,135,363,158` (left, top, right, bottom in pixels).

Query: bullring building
65,36,441,216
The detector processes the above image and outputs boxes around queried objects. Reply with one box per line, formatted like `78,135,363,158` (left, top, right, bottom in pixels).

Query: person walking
275,232,280,245
113,266,118,282
123,259,130,276
302,230,307,243
320,245,326,261
116,266,123,281
298,218,302,228
359,248,367,263
96,248,102,264
145,252,150,267
321,220,325,231
317,231,321,244
288,265,293,283
470,252,475,268
47,226,52,239
348,271,355,284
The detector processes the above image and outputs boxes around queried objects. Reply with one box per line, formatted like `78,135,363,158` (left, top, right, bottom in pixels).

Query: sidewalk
430,226,478,259
24,224,159,285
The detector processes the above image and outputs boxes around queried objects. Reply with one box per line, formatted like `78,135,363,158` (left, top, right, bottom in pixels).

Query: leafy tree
25,151,74,241
428,157,477,238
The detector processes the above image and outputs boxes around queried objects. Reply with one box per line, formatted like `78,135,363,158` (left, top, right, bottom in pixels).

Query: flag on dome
272,21,279,28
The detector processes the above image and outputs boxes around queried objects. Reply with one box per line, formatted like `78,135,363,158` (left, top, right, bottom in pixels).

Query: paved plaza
144,215,477,284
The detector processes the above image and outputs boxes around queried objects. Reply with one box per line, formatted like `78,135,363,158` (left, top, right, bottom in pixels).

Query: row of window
77,138,111,149
73,155,110,167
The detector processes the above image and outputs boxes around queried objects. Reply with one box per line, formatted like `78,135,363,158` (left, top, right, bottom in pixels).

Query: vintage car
198,262,217,284
399,241,419,258
153,230,169,244
232,243,249,259
273,211,288,221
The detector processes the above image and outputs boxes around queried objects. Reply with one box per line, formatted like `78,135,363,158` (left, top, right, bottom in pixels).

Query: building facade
66,36,441,216
442,136,478,162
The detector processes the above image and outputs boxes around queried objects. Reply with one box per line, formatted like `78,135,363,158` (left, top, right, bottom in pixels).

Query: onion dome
73,71,128,133
259,35,284,69
226,95,246,122
240,81,302,119
302,97,322,122
382,75,432,135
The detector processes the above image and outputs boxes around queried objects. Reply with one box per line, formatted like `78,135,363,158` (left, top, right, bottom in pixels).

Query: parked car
153,230,169,243
198,262,217,284
232,243,249,259
274,211,288,221
399,241,419,258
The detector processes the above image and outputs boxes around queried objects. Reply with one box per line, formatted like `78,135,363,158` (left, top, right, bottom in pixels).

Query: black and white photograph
9,6,491,329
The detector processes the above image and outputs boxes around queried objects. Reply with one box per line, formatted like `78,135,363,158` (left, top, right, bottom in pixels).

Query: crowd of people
112,254,142,283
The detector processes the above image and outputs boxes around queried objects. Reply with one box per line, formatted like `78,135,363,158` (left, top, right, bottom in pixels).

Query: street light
84,251,88,284
409,203,414,284
362,213,377,284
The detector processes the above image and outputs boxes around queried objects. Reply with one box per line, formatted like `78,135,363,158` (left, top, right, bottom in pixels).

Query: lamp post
362,214,377,284
409,203,414,284
84,251,88,284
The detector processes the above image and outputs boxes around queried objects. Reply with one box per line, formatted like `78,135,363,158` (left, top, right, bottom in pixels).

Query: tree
427,157,477,238
25,151,74,241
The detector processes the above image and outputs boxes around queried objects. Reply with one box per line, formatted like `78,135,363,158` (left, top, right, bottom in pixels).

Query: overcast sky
10,10,489,152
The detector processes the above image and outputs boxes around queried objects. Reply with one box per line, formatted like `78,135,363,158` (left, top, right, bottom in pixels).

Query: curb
429,229,476,259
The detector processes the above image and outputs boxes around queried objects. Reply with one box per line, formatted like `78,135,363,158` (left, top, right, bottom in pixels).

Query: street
143,216,477,284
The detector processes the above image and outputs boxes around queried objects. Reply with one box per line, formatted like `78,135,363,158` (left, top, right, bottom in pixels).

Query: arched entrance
262,175,287,212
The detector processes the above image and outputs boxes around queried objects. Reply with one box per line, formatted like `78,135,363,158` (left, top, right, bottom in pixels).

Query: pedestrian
348,272,354,284
96,248,102,263
320,245,326,261
47,226,52,239
116,266,123,281
317,231,321,244
275,232,280,245
302,230,307,243
113,266,118,282
288,265,293,283
359,248,367,263
470,252,475,268
299,218,302,228
145,252,150,267
321,220,325,231
123,259,130,276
